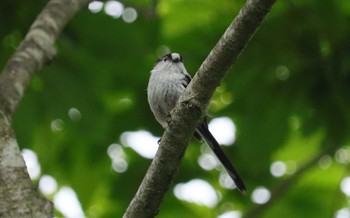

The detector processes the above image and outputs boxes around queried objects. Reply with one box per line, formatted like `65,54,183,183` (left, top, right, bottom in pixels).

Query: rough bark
123,0,276,217
0,110,53,217
0,0,90,217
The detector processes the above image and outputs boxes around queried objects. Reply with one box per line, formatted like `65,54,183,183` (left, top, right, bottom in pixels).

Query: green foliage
1,0,350,217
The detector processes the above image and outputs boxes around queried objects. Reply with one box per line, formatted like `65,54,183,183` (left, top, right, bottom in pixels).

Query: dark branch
242,145,338,218
242,152,324,218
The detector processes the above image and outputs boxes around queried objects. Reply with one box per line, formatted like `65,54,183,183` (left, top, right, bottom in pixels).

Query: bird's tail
196,123,247,194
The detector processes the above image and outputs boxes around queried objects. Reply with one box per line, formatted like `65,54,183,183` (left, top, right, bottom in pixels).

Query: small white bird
147,53,246,194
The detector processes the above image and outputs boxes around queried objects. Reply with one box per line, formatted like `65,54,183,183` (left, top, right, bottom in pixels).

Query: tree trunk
0,0,90,216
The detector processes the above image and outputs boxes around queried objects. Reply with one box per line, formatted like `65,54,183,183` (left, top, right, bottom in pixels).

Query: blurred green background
1,0,350,217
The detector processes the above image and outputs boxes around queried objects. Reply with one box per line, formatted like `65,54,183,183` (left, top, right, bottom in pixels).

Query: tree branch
123,0,276,217
0,0,90,217
241,143,339,218
242,151,327,218
0,0,90,115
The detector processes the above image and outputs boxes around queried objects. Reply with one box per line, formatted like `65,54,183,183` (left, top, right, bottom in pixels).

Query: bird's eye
163,58,168,62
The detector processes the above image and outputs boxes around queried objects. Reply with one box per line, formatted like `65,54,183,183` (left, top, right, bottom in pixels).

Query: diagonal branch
0,0,91,116
123,0,276,217
0,0,90,217
242,146,338,218
242,152,324,218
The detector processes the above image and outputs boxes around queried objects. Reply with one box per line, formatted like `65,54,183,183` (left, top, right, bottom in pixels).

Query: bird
147,52,246,194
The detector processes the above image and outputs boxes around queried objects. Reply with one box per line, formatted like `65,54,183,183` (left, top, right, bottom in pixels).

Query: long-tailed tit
147,53,246,194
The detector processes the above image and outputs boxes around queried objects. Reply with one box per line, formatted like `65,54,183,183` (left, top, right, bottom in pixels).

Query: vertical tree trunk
0,0,90,216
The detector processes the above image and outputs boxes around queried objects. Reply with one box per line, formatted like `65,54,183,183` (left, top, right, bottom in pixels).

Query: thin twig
242,151,325,218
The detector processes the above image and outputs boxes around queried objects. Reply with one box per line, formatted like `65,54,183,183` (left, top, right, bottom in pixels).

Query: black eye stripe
155,53,183,63
164,53,172,61
156,53,171,63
